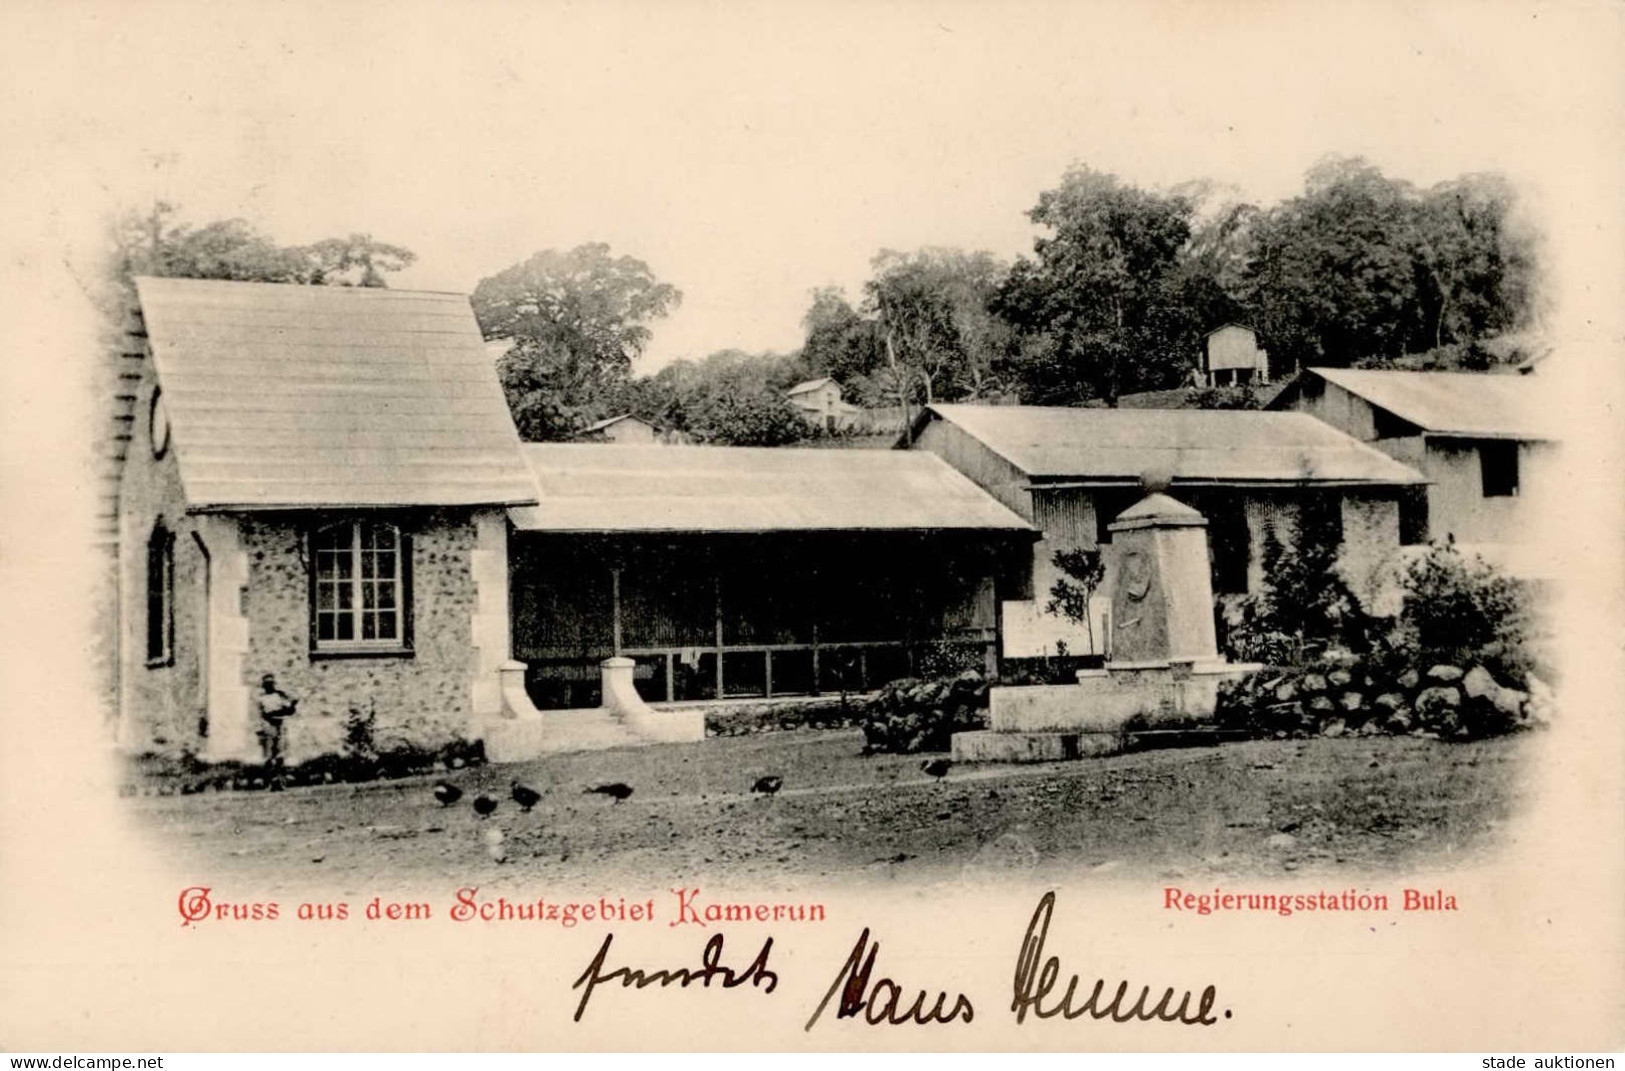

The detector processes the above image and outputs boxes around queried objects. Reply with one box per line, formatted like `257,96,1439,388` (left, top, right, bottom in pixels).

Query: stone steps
538,709,648,753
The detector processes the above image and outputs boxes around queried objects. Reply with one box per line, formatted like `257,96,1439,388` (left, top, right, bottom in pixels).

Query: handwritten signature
571,890,1226,1030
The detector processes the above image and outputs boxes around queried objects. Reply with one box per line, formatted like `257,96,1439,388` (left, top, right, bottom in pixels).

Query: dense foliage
110,202,416,290
472,244,682,441
859,672,990,754
1394,539,1540,687
783,157,1538,416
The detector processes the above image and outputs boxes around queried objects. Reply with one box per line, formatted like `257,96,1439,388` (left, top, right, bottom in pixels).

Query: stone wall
117,360,208,757
238,510,490,763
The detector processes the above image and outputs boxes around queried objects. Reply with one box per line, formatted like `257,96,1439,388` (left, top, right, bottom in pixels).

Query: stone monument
952,470,1260,763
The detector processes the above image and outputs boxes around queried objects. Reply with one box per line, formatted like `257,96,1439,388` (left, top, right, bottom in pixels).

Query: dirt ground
127,729,1530,894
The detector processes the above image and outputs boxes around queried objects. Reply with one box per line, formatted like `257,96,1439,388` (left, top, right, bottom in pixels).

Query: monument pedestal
952,482,1260,764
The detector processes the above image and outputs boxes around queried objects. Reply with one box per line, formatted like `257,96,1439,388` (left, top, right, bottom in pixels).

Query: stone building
903,403,1428,658
1268,367,1560,577
111,278,1038,761
115,277,536,763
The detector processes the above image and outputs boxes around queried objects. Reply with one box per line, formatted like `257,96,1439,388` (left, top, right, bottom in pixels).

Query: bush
119,735,488,795
859,672,990,754
1396,539,1539,687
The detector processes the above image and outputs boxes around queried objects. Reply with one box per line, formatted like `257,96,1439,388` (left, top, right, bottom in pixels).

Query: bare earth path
128,730,1529,894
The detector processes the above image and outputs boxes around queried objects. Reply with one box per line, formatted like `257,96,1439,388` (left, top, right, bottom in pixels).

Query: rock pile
1217,656,1538,741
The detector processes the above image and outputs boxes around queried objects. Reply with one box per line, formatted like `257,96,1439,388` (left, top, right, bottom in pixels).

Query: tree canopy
631,350,812,446
472,243,681,441
110,202,416,289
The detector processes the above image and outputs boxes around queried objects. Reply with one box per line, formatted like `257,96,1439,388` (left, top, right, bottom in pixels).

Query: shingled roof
508,444,1036,534
1282,367,1558,440
133,277,536,511
913,403,1427,486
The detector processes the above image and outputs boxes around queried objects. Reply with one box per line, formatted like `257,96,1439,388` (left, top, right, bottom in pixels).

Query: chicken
510,780,542,812
432,781,463,807
751,775,783,797
472,794,498,817
920,758,952,780
585,782,634,802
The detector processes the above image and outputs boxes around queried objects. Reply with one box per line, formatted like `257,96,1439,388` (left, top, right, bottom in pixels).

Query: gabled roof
509,444,1036,534
786,377,836,397
1283,367,1557,440
912,404,1426,486
133,277,536,510
578,413,655,434
1204,322,1257,339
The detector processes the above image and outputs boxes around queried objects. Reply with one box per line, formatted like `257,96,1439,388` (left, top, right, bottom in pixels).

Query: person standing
256,673,297,790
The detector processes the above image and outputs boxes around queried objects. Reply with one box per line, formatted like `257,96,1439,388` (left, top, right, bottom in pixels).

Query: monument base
952,729,1125,763
952,658,1261,763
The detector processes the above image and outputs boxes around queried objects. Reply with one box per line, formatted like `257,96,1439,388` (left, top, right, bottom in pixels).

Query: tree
1243,157,1425,369
1045,548,1106,655
108,202,418,292
799,286,883,387
305,234,417,287
1412,173,1536,351
861,248,1013,426
634,349,811,446
472,244,681,441
994,166,1196,406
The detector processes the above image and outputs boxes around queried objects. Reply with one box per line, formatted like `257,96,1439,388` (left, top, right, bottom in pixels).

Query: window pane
337,582,353,610
317,614,335,641
376,611,397,640
362,613,376,640
375,581,395,610
336,614,354,641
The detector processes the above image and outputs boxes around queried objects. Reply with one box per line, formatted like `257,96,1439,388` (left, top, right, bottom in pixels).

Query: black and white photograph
2,0,1621,1056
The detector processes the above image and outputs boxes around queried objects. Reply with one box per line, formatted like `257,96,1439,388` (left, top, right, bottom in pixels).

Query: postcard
1,0,1621,1054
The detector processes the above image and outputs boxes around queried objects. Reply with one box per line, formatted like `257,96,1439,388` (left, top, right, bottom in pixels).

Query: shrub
915,640,989,680
859,672,990,754
1396,539,1539,686
1218,493,1377,664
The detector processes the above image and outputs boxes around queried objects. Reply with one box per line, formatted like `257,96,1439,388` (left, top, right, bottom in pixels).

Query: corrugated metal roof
1303,368,1557,439
509,444,1036,533
134,277,537,510
919,404,1427,485
786,377,835,396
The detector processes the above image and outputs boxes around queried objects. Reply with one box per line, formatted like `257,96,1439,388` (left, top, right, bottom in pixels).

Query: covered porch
507,444,1037,711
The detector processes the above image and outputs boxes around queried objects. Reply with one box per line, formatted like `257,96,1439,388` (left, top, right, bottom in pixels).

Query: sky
4,1,1622,375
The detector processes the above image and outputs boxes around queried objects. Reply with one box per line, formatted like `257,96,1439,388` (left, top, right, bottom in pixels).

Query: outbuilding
1268,367,1560,576
903,403,1428,658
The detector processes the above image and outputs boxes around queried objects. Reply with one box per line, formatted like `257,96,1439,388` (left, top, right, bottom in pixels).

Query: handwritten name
805,928,975,1030
566,890,1229,1031
570,931,778,1021
1012,891,1223,1026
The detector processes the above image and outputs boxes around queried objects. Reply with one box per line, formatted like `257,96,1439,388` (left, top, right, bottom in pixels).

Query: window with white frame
312,519,410,652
